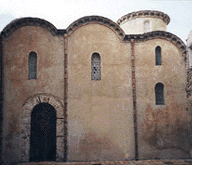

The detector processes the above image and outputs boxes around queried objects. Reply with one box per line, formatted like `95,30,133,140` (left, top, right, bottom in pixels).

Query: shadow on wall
141,103,192,158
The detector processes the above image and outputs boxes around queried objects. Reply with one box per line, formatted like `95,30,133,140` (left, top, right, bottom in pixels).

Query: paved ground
11,159,192,165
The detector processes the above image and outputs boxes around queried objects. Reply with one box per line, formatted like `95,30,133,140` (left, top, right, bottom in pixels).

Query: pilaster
131,39,138,160
64,33,68,161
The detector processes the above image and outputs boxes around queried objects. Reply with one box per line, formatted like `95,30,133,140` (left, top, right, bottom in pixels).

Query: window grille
91,53,101,80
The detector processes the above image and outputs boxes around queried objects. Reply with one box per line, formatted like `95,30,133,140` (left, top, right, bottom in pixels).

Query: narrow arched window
28,51,37,79
144,20,150,33
155,83,164,105
91,53,101,80
155,46,161,65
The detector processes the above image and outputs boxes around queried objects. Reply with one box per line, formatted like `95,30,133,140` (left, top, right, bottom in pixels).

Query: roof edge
1,17,58,38
117,10,170,25
124,31,186,55
66,15,125,40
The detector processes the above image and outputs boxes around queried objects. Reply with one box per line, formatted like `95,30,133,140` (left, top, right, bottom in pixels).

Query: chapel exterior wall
67,23,135,161
134,39,190,159
186,30,192,157
1,26,64,163
0,11,191,163
0,35,3,163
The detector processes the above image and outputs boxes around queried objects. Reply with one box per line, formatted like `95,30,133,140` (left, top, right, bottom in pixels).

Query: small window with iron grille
91,53,101,80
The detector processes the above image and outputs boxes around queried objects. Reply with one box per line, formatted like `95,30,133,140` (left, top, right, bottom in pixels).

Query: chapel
0,10,192,163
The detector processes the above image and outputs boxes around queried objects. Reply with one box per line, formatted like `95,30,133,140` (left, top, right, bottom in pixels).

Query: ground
2,159,192,165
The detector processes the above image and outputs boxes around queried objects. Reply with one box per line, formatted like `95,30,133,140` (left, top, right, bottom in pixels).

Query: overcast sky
0,0,192,43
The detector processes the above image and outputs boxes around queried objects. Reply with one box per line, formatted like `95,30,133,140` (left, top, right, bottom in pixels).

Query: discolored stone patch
141,103,192,158
78,132,125,161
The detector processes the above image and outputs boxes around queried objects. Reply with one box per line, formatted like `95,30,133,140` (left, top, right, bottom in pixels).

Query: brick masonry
20,94,64,162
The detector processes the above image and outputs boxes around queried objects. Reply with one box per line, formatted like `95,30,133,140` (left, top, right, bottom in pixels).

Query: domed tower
117,10,170,34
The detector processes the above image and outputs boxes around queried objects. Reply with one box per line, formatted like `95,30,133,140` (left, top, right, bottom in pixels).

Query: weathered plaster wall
186,30,192,157
0,14,190,163
67,24,135,161
0,35,3,163
134,39,190,159
120,18,167,34
2,26,64,162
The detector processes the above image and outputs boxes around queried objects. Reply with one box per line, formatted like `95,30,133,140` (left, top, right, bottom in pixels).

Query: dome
117,10,170,34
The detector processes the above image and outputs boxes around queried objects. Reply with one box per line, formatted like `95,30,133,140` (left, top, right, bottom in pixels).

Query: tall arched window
155,83,164,105
155,46,161,65
144,20,150,33
91,53,101,80
28,51,37,79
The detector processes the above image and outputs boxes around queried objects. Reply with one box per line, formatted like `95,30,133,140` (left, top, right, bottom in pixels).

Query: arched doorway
29,103,56,162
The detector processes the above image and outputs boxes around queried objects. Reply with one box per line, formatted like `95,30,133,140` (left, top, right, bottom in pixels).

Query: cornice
66,16,125,40
1,16,125,40
1,17,58,38
117,10,170,26
124,31,186,55
0,17,185,56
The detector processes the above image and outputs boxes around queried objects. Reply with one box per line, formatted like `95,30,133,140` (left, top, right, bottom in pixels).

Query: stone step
13,159,192,165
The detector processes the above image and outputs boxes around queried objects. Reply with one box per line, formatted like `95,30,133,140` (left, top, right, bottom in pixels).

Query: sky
0,0,192,43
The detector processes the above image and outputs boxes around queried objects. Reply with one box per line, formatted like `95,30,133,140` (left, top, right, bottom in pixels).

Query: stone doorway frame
19,93,64,162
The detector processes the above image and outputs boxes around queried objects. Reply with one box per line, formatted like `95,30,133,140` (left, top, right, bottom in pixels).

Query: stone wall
186,67,192,157
134,39,189,159
0,35,3,163
67,23,135,161
186,30,192,157
1,25,65,163
0,13,190,163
